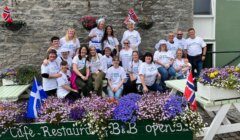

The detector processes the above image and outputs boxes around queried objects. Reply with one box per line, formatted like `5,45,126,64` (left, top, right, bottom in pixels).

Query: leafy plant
16,65,40,85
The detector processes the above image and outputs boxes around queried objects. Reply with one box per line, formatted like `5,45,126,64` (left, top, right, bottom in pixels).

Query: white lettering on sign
145,123,185,136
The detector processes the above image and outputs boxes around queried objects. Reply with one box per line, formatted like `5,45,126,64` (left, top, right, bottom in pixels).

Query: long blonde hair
65,28,77,43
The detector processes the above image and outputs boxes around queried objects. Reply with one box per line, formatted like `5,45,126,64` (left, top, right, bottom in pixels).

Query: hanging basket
137,21,154,30
79,16,97,31
2,21,26,31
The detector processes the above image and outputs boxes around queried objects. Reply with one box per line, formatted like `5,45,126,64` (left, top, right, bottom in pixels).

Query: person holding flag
122,9,141,51
184,70,197,111
26,77,47,119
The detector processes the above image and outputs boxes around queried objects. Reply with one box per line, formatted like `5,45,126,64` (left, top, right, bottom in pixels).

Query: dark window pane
194,0,212,15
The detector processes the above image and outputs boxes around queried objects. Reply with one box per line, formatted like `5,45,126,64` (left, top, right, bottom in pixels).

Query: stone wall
0,0,193,70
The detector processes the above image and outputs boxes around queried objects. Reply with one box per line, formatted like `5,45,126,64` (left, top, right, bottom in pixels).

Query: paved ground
195,105,240,140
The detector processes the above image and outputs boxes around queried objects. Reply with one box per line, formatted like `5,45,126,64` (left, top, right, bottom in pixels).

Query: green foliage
16,65,40,85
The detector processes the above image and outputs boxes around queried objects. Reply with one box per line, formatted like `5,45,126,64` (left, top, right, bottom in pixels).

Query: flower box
2,78,16,86
196,82,240,101
0,121,192,140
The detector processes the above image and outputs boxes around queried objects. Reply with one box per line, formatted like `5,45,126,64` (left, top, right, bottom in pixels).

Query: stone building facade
0,0,193,70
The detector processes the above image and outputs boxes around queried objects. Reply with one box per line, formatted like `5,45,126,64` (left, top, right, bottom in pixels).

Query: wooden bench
0,85,30,102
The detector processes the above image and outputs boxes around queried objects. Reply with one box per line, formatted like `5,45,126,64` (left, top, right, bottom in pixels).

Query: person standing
185,28,207,78
102,25,119,56
121,19,141,51
174,30,187,50
167,32,180,58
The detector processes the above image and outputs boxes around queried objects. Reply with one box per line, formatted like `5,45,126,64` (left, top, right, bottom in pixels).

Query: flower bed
198,66,240,100
0,93,205,139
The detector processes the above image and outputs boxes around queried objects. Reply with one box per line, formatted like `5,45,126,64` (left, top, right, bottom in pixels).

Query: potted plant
137,16,154,30
0,68,17,86
2,21,26,32
16,65,39,85
197,66,240,101
79,16,97,31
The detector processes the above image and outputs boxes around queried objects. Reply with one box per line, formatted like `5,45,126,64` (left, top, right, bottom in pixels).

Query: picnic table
165,79,240,140
0,84,30,102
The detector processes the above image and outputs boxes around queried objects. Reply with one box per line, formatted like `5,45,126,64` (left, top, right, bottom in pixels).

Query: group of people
41,18,207,101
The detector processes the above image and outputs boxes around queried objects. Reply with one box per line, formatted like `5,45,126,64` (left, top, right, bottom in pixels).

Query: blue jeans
158,66,176,90
107,86,123,100
188,55,203,78
148,82,163,92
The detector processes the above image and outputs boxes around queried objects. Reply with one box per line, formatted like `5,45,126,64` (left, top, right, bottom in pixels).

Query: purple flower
70,106,85,121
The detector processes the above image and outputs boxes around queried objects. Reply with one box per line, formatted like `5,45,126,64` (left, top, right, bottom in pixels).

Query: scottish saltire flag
26,77,47,118
184,71,197,111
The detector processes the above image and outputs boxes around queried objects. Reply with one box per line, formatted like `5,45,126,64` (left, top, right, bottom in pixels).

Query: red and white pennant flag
184,71,197,111
124,8,138,25
2,6,13,23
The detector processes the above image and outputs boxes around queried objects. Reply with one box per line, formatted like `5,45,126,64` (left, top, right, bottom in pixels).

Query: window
194,0,212,15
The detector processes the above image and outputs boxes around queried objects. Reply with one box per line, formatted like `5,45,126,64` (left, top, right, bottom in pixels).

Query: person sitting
173,49,191,79
124,51,142,94
41,49,61,96
57,61,80,101
89,46,105,96
136,52,162,93
72,46,93,97
154,39,176,91
56,47,73,69
106,56,126,100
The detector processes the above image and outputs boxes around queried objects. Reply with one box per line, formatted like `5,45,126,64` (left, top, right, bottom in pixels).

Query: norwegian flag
184,71,197,111
2,6,13,23
124,8,138,25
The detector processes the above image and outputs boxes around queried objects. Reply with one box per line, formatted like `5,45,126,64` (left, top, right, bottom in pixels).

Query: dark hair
101,25,115,43
47,49,57,59
188,28,195,32
51,36,60,42
60,60,68,66
142,52,153,63
113,56,120,61
78,46,89,60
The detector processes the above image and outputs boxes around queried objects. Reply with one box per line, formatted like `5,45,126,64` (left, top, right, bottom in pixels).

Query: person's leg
114,87,123,100
107,86,114,99
158,67,168,81
196,60,203,78
148,82,163,93
95,72,104,95
168,66,176,79
188,56,197,77
45,89,56,96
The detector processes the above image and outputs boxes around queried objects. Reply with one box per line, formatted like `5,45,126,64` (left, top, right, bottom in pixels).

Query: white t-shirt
121,30,141,50
103,36,119,51
174,37,187,50
41,60,60,91
89,53,103,73
167,41,179,58
128,60,142,80
60,37,81,58
186,36,206,56
56,71,71,98
173,59,185,76
106,66,127,88
119,48,133,71
89,27,104,50
56,56,73,69
72,56,89,70
153,51,173,68
136,62,158,86
101,55,113,73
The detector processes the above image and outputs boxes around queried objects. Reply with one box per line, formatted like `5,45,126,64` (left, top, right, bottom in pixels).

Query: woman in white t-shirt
57,61,80,100
119,39,133,71
89,46,105,95
124,51,142,94
60,28,81,58
41,49,61,96
106,56,127,100
102,25,119,56
101,47,113,73
173,49,191,79
154,39,176,90
72,46,93,97
136,52,162,93
121,19,141,51
88,18,105,53
56,48,73,70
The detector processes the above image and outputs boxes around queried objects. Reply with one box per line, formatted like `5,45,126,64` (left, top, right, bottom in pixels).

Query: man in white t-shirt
185,28,207,78
167,32,180,58
174,30,187,50
57,61,80,100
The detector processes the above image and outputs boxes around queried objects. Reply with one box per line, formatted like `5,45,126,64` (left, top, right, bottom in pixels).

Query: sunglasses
177,34,183,35
124,42,129,44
